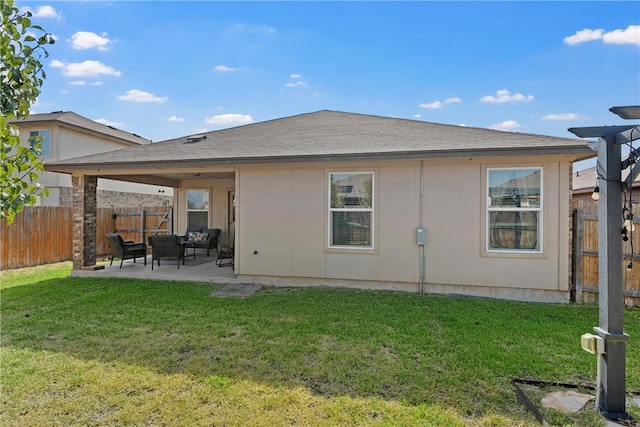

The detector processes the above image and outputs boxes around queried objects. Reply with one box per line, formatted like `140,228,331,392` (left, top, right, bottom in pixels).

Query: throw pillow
194,233,208,242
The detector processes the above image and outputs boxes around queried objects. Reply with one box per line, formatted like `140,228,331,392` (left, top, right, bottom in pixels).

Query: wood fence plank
573,209,584,302
574,201,639,307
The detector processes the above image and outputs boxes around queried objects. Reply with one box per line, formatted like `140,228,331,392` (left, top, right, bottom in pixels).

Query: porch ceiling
97,171,235,188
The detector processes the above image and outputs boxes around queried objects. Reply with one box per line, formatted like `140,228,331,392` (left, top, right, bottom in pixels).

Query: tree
1,0,55,224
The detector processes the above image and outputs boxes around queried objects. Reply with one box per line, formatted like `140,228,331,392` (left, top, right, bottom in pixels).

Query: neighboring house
46,110,594,302
11,111,173,207
572,163,640,205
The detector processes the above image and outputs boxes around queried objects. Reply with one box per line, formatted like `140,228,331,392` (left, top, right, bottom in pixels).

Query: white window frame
328,171,374,250
486,167,543,253
29,130,51,157
186,189,209,230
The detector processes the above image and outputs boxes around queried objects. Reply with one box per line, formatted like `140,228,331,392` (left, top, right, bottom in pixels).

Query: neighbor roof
45,110,593,173
12,111,151,146
573,164,640,194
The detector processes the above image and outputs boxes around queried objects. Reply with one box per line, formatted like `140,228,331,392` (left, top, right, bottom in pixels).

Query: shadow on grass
3,275,637,424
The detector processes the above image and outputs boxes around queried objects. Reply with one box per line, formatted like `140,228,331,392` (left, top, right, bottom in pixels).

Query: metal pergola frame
568,105,640,422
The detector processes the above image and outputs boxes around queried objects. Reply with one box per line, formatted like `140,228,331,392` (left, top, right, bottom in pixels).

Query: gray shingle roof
11,111,151,146
573,163,640,193
46,110,593,172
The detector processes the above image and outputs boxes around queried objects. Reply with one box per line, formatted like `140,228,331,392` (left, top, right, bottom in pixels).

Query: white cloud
21,5,62,20
50,59,121,77
117,89,167,103
168,115,185,122
418,97,460,110
603,25,640,46
94,118,123,128
480,89,533,103
284,81,308,88
205,113,253,125
542,113,582,121
214,65,241,72
284,73,308,88
413,114,422,119
69,80,102,86
564,25,639,46
489,120,521,131
70,31,112,51
419,101,443,109
564,28,604,45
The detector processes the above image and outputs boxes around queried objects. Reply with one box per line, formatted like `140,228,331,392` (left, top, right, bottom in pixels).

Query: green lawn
1,263,638,426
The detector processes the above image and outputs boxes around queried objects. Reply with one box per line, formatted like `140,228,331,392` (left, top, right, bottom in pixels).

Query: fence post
573,209,584,303
141,210,146,244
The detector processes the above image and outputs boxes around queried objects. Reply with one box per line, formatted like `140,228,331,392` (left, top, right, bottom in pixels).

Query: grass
1,262,639,426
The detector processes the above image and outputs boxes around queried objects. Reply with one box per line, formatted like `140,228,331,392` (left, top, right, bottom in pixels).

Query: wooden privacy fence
1,206,172,270
1,206,73,270
97,208,173,257
573,200,640,307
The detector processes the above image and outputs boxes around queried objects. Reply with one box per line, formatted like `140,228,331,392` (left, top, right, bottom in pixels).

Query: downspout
419,160,425,295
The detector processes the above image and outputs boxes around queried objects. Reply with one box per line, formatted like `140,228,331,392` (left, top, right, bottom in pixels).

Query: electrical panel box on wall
416,227,426,245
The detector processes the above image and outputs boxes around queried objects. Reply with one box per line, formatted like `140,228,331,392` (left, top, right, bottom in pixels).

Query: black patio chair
149,234,185,270
106,233,147,268
183,228,221,257
216,244,234,268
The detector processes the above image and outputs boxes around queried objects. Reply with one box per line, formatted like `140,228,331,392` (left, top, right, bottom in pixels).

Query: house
45,110,594,302
11,111,173,207
572,163,640,205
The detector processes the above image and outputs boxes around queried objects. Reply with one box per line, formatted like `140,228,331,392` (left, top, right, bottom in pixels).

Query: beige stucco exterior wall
175,177,235,243
222,157,573,302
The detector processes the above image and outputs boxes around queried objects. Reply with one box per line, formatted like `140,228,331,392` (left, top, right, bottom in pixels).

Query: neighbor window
29,130,51,157
186,189,209,230
487,167,542,252
329,172,374,248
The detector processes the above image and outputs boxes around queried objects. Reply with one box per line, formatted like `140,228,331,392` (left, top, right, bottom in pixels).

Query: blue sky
19,1,640,167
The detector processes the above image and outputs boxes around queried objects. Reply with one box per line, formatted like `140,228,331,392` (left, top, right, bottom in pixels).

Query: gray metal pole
594,134,630,420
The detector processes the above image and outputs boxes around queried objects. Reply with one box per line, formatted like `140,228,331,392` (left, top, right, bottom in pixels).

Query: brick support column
72,175,97,270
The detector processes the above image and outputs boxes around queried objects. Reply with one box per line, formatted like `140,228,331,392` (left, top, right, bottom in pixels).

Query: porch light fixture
591,185,600,201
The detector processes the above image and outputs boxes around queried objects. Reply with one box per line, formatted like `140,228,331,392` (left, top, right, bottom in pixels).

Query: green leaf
1,0,51,222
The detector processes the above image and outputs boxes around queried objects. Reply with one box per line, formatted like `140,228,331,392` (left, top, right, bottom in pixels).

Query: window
186,189,209,229
29,130,51,157
487,168,542,252
329,172,373,248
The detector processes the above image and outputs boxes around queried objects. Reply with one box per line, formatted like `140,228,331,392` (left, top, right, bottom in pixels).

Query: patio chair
106,233,147,268
149,234,185,270
183,228,221,257
216,244,234,268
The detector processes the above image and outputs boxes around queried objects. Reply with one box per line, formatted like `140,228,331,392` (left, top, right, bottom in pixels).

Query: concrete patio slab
71,255,239,285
